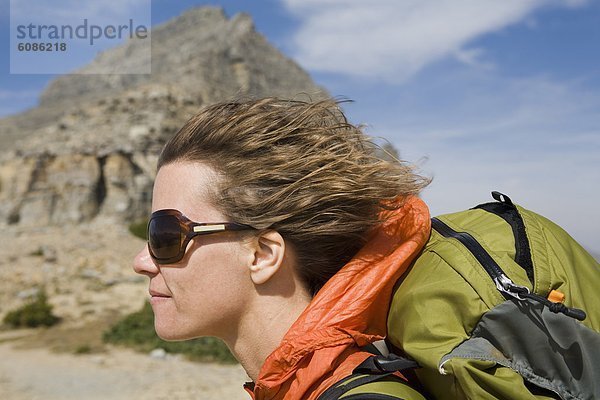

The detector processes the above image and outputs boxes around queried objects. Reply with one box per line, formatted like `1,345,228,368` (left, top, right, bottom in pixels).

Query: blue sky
1,0,599,252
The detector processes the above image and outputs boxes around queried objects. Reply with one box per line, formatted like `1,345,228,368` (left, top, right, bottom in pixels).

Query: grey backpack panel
441,298,600,400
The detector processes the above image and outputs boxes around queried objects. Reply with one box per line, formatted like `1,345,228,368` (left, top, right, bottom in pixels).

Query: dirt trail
0,340,249,400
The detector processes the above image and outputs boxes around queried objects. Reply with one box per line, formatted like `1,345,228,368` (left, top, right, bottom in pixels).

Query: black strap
363,342,424,392
339,394,411,400
317,372,397,400
354,354,419,374
473,191,535,285
317,354,423,400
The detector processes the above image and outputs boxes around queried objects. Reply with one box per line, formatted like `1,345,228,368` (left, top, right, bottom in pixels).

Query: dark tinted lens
148,215,184,260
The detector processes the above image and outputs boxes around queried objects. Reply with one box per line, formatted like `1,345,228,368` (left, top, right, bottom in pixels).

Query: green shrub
29,247,44,257
3,291,60,328
128,219,148,240
103,301,236,363
74,344,92,354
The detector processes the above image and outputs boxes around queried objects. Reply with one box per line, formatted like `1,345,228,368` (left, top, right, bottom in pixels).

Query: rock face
0,7,327,227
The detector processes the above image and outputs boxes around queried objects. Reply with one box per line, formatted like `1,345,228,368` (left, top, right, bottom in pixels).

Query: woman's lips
149,289,171,299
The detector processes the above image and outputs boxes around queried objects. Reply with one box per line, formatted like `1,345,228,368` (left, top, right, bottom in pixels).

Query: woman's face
133,161,254,341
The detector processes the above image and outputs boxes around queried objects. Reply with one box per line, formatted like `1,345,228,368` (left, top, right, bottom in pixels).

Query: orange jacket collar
250,196,431,400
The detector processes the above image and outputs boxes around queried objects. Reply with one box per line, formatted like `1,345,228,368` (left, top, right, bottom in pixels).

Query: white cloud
454,47,494,70
378,74,600,147
370,74,600,250
415,143,599,251
282,0,589,82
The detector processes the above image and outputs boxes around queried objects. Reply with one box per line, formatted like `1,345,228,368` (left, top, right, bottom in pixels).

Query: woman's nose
133,245,159,277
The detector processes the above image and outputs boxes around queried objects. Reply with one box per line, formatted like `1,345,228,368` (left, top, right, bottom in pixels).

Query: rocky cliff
0,7,327,226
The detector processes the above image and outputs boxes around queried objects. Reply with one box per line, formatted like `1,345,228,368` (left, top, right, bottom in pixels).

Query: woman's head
158,98,429,295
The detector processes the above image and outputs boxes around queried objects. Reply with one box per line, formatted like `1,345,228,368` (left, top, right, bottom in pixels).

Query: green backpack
388,192,600,399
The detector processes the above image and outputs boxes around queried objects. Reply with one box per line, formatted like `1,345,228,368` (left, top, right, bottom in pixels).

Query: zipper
431,218,529,300
431,217,586,320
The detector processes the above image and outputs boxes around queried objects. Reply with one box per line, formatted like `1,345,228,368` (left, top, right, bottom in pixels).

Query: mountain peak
0,6,327,227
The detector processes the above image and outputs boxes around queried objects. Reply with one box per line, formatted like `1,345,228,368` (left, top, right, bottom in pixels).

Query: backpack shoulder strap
472,191,534,283
317,355,427,400
326,375,425,400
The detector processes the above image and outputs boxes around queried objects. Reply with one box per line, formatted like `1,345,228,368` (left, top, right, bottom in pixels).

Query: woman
133,98,431,399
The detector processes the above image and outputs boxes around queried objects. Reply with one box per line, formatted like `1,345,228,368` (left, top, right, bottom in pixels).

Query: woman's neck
226,282,311,382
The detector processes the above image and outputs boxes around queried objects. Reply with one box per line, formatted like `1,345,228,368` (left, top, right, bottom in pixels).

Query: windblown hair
158,98,430,295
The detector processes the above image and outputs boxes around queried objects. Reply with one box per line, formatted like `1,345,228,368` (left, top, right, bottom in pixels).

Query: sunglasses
147,209,255,264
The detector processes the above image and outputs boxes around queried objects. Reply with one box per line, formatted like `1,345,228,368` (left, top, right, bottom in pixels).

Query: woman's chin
154,321,194,341
154,317,202,342
155,330,182,341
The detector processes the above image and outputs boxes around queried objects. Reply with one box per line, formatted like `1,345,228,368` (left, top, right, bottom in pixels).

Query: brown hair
158,98,429,295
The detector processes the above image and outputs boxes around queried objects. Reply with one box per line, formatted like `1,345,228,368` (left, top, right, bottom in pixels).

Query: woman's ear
248,230,286,285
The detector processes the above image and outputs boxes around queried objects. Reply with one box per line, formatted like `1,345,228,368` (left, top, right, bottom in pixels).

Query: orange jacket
246,196,431,400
